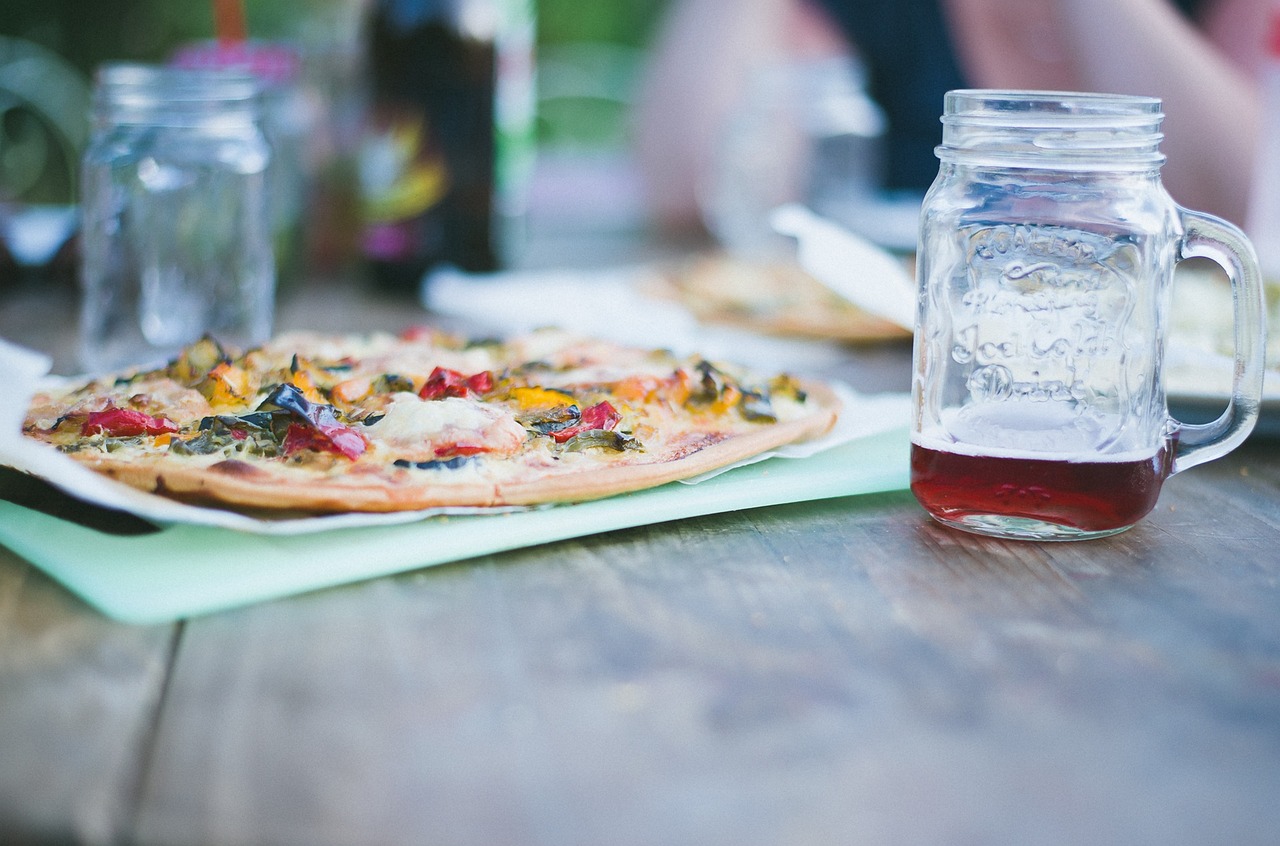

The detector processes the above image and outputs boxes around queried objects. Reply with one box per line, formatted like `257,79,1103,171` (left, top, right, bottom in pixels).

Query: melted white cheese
363,393,524,457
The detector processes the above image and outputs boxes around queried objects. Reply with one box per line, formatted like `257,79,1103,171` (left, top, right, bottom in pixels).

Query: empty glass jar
79,63,275,373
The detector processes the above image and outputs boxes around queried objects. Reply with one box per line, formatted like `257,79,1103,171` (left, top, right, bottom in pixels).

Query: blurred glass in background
79,63,276,372
0,35,89,285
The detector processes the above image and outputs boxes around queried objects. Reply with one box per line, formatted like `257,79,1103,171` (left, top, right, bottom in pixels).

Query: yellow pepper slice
507,386,576,411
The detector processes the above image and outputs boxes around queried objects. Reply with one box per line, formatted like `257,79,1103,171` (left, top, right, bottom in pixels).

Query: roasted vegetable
510,386,580,436
259,383,366,459
419,367,494,400
372,373,416,394
287,356,329,404
563,430,642,452
548,401,623,444
197,361,253,408
81,406,178,437
393,456,474,470
331,378,373,404
738,388,777,422
169,336,231,385
172,413,285,457
768,373,808,403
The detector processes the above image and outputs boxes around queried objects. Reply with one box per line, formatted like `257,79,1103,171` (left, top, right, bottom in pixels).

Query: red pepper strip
398,325,435,342
434,443,486,458
282,422,367,460
313,419,365,459
550,401,621,444
81,406,179,437
419,367,494,400
263,383,367,460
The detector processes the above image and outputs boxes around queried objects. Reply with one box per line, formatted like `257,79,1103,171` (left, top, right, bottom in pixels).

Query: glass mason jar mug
911,90,1266,540
79,63,275,373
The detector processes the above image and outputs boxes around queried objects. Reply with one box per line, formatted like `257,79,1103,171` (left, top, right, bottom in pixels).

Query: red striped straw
213,0,247,45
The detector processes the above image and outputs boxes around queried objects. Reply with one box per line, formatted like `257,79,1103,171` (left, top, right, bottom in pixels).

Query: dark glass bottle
360,0,533,293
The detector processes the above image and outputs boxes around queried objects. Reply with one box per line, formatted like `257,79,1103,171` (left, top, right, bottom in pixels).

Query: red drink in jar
910,438,1172,538
912,90,1265,540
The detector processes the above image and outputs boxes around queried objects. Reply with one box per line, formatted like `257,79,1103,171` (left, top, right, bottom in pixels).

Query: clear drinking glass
911,90,1266,540
79,63,275,373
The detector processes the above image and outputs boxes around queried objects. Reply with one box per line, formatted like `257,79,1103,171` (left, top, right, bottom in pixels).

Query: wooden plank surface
0,546,174,845
3,440,1274,844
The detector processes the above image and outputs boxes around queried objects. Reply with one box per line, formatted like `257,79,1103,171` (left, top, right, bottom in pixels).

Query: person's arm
945,0,1267,221
631,0,847,233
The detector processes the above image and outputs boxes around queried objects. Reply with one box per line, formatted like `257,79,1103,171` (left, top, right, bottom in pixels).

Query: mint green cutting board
0,428,910,624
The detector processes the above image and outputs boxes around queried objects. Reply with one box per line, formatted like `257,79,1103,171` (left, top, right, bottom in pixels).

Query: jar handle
1168,209,1267,473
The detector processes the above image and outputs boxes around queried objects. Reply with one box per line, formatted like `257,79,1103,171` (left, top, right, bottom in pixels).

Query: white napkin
770,203,917,330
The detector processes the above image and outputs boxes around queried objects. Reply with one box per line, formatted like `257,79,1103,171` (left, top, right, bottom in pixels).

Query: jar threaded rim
936,89,1166,170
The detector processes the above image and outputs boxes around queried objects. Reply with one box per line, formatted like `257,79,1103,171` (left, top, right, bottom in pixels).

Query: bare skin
634,0,1268,228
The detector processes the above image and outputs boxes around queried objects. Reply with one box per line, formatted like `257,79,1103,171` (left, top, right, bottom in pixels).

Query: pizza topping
563,429,642,453
738,388,777,422
510,395,643,451
81,406,179,437
673,361,794,423
509,387,580,436
508,386,576,410
281,422,361,459
169,335,232,384
286,357,330,405
434,443,487,458
393,455,475,471
419,367,495,400
331,377,372,405
684,361,739,410
173,413,284,457
197,362,253,408
362,393,526,460
259,383,367,460
373,373,416,394
549,400,622,444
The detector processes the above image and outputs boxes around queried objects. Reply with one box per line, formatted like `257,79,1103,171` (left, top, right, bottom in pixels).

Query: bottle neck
92,63,263,129
936,90,1166,174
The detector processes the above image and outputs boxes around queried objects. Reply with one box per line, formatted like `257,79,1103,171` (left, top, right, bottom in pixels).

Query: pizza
647,253,912,343
19,328,841,513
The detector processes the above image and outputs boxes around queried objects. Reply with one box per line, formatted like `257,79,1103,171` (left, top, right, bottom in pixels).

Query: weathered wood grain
0,548,175,845
113,446,1280,846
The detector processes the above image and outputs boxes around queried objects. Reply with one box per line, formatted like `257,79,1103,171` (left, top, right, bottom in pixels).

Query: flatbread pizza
20,328,841,513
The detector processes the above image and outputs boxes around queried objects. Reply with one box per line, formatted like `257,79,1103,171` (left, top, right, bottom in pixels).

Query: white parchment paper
1,335,908,537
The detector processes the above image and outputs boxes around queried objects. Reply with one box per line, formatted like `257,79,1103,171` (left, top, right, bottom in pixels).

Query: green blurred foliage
0,0,669,150
0,0,362,73
2,1,213,75
1,0,668,71
535,0,668,149
537,0,666,49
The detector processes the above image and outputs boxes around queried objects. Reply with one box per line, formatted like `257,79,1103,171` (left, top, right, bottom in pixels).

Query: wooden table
2,241,1279,846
